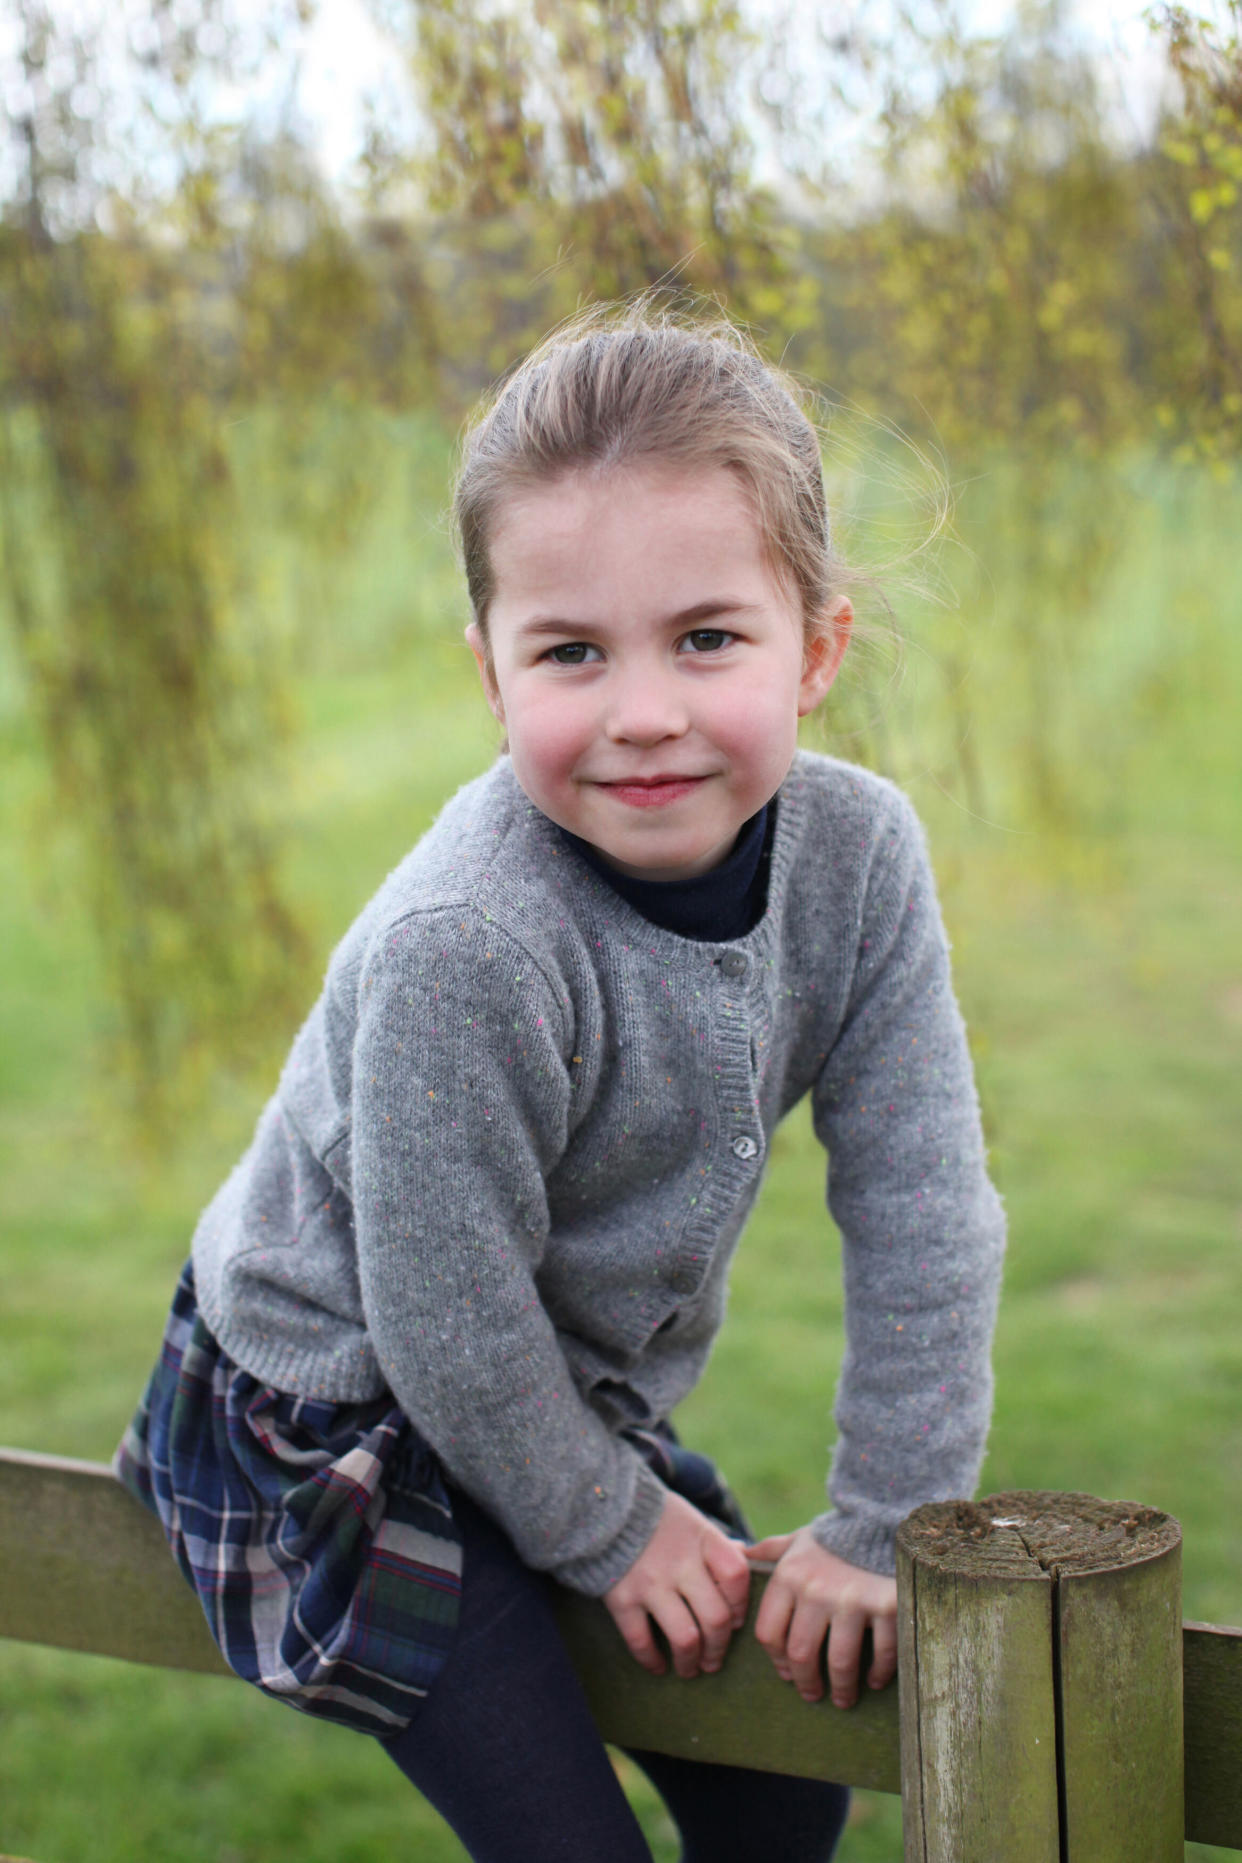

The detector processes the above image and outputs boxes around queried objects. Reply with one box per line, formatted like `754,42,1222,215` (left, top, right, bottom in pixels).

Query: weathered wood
1027,1495,1184,1862
552,1583,900,1791
897,1500,1061,1863
0,1446,230,1676
0,1447,895,1788
1184,1619,1242,1849
898,1492,1184,1863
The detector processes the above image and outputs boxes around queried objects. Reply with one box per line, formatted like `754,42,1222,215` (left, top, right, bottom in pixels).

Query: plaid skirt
115,1262,751,1740
114,1261,463,1736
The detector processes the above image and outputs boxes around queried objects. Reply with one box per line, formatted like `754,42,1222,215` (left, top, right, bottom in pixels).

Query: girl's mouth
597,776,707,809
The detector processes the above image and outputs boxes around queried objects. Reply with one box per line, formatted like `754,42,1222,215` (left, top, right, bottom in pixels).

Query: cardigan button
731,1134,759,1161
719,950,748,980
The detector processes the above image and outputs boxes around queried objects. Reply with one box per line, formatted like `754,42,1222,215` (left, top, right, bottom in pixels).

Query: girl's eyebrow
515,599,758,639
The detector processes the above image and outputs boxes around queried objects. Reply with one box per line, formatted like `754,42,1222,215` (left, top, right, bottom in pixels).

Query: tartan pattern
114,1262,463,1736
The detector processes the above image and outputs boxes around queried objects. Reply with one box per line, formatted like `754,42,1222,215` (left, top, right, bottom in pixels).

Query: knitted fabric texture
192,752,1006,1594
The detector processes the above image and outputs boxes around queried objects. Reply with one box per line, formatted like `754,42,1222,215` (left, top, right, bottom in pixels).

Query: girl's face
467,463,850,882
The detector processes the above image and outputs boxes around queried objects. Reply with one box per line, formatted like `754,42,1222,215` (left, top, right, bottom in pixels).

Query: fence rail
1,1447,1240,1856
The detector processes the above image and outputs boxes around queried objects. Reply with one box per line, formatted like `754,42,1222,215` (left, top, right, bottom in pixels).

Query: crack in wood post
1050,1564,1070,1863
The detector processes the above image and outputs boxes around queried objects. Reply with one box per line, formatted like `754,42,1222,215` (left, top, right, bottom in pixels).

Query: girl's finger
868,1608,899,1691
745,1532,795,1563
652,1590,706,1680
702,1532,752,1627
785,1595,836,1703
606,1599,666,1676
753,1569,795,1666
824,1607,866,1709
680,1574,736,1674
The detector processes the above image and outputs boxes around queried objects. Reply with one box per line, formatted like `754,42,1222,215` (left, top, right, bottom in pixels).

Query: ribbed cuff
808,1509,897,1578
550,1460,669,1596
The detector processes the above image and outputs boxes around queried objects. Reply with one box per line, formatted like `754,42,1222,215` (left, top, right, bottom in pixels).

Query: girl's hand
603,1491,752,1680
748,1528,898,1708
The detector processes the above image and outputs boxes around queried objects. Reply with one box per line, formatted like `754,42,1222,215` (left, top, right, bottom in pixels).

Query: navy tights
381,1491,850,1862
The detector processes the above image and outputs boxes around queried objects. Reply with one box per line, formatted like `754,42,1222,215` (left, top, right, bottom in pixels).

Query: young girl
116,304,1005,1863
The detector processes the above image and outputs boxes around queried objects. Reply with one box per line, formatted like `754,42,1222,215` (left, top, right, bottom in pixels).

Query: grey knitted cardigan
193,751,1005,1595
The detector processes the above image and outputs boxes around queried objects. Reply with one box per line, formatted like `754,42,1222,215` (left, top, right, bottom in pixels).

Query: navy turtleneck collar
561,802,774,943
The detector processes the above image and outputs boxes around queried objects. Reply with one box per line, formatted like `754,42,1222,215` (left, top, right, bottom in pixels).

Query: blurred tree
848,10,1138,456
0,0,318,1119
1151,2,1242,459
365,0,820,392
787,4,1153,824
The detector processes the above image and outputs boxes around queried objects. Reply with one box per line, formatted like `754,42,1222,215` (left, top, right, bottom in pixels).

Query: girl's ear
797,597,852,717
465,622,505,724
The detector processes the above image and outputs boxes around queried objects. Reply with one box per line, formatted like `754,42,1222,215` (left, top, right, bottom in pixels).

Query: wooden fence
1,1448,1240,1860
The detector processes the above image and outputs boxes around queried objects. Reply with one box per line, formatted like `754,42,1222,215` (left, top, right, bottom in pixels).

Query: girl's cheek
511,713,586,779
535,700,593,750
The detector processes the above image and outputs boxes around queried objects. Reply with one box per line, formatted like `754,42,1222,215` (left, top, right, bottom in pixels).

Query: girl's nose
603,671,690,745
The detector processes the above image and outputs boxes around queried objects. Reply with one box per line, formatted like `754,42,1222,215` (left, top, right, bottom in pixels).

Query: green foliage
804,9,1140,459
361,0,817,387
0,227,311,1118
0,1,334,1122
1152,3,1242,456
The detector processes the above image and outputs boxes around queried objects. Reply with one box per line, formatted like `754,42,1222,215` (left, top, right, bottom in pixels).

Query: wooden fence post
897,1490,1182,1863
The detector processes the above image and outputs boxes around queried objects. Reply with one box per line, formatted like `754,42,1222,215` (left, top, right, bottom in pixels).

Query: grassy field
1,420,1240,1860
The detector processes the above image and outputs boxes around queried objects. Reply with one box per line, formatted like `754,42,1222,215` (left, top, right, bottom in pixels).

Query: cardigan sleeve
350,905,667,1595
810,789,1006,1575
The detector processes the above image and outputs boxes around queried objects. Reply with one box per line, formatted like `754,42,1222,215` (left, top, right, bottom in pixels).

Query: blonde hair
452,300,841,652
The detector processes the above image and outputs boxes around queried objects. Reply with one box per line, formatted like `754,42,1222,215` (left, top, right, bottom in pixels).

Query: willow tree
364,0,820,391
1153,2,1242,459
770,4,1159,827
0,0,316,1119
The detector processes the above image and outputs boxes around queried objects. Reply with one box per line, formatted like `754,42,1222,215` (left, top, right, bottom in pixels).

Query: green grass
1,428,1240,1859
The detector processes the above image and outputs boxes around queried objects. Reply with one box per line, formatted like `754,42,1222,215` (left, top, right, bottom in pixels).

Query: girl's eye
546,642,598,665
682,628,733,653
